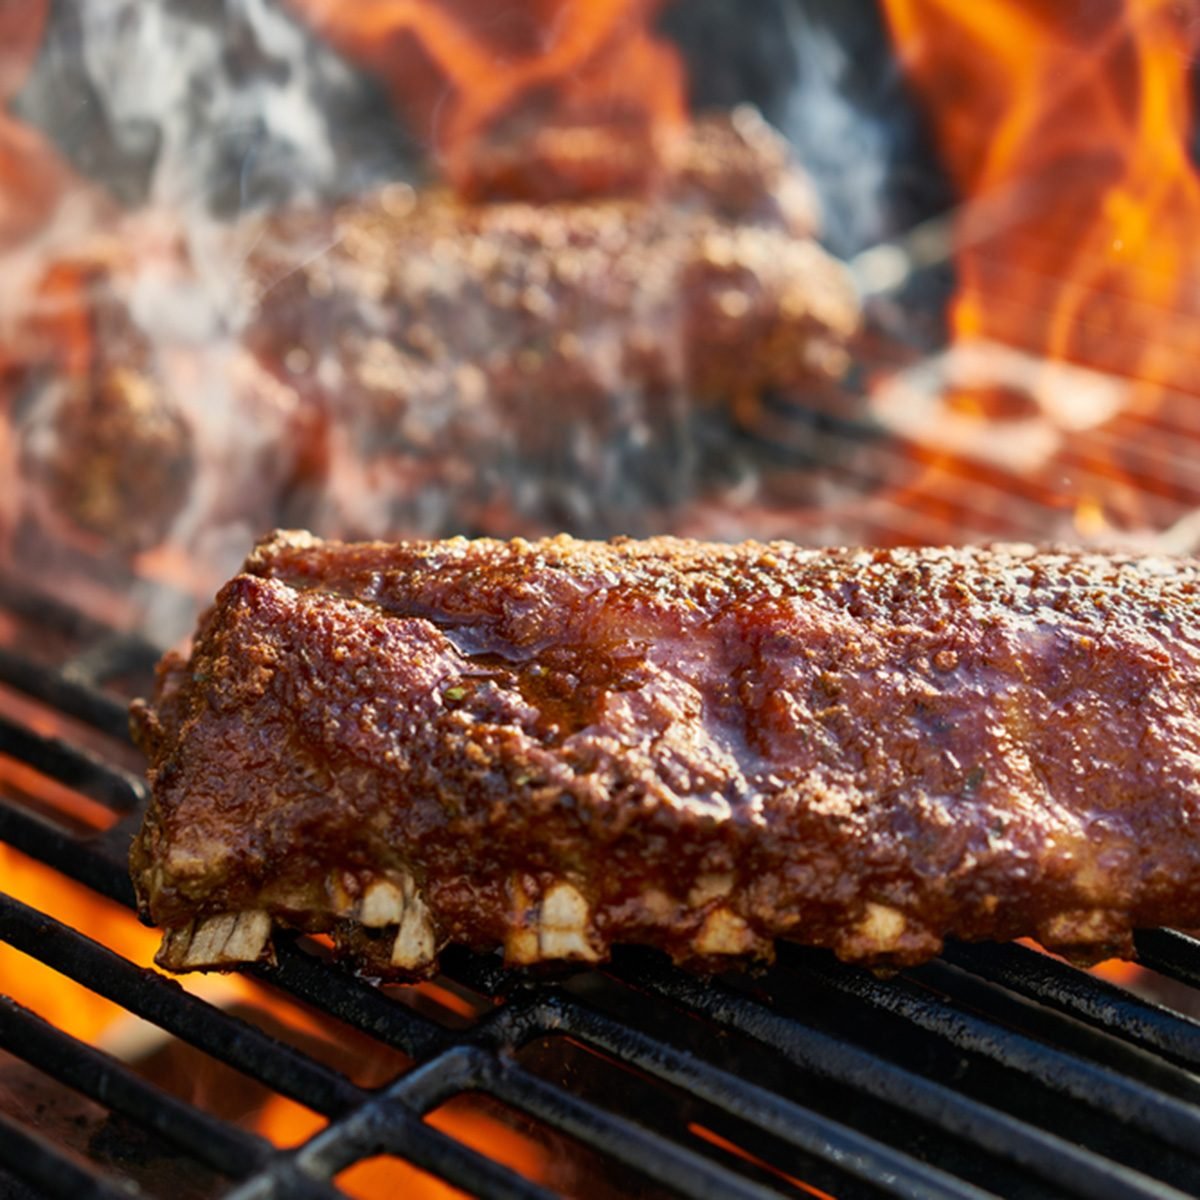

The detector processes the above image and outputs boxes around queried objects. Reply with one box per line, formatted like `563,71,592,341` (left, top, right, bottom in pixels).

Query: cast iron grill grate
2,593,1200,1200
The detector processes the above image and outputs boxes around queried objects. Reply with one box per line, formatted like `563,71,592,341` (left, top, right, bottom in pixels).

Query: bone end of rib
390,894,437,970
505,874,539,965
354,872,436,969
506,878,600,964
505,925,541,965
537,882,600,961
694,906,755,955
856,902,908,952
158,910,273,970
360,877,410,927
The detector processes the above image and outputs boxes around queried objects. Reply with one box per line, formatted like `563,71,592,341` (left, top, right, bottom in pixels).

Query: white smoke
778,4,891,258
0,0,867,645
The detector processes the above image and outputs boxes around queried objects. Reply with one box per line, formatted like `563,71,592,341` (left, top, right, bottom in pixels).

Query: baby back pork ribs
3,110,858,596
240,108,857,539
132,532,1200,976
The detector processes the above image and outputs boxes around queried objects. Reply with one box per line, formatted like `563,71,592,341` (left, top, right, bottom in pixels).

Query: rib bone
391,888,437,970
505,878,600,964
360,878,408,927
157,911,273,970
356,870,437,970
538,882,600,961
693,907,754,955
855,902,907,953
505,875,540,965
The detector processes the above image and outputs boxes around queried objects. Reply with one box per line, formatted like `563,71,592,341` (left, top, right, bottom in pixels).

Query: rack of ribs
3,110,859,587
132,531,1200,976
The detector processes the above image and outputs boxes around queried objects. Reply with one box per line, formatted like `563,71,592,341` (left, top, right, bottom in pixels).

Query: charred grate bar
601,950,1187,1200
0,1110,143,1200
938,940,1200,1072
0,714,144,813
2,629,1200,1198
0,990,274,1179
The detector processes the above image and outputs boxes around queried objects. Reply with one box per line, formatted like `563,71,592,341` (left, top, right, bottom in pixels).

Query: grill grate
3,596,1200,1200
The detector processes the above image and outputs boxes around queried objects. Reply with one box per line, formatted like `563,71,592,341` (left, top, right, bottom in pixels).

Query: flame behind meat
284,0,686,200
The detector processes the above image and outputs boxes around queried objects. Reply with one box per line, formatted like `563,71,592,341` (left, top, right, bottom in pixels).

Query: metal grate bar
232,962,980,1198
783,951,1200,1156
518,991,994,1200
608,950,1184,1200
224,971,973,1200
252,936,454,1063
0,993,270,1178
62,634,166,691
0,714,144,812
905,956,1200,1108
0,802,135,904
0,646,134,742
0,580,131,649
194,1159,351,1200
219,1173,351,1200
291,1115,557,1200
0,1110,136,1200
0,893,364,1119
478,1051,791,1200
263,941,897,1189
232,1048,558,1200
937,941,1200,1073
1135,929,1200,987
250,957,871,1198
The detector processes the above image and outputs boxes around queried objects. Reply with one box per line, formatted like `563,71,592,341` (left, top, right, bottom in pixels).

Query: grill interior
4,583,1200,1200
6,3,1200,1196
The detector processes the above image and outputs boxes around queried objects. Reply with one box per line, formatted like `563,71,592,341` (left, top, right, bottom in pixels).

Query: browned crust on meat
131,533,1200,976
8,112,857,571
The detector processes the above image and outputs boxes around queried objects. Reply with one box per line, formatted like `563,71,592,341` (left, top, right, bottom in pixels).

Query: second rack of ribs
6,112,858,569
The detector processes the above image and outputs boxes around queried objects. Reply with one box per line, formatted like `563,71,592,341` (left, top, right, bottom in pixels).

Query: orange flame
285,0,686,200
689,1123,839,1200
259,1099,555,1200
881,0,1200,400
0,0,86,255
0,843,163,1045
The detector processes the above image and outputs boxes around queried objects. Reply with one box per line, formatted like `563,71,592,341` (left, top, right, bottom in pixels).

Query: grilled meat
247,179,856,538
132,532,1200,976
1,235,323,612
14,257,195,553
5,110,857,575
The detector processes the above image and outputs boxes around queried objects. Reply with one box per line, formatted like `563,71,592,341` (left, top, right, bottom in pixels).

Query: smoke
659,0,953,260
2,0,371,641
1,0,869,645
15,0,417,220
777,5,890,257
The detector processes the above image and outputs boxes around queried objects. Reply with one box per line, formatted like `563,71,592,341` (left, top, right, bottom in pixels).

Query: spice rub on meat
241,109,857,539
5,109,858,584
130,533,1200,976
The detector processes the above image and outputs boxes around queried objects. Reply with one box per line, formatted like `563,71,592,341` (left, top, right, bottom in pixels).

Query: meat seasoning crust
131,532,1200,977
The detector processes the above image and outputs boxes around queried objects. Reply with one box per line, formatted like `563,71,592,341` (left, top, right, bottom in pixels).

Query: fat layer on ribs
130,532,1200,976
